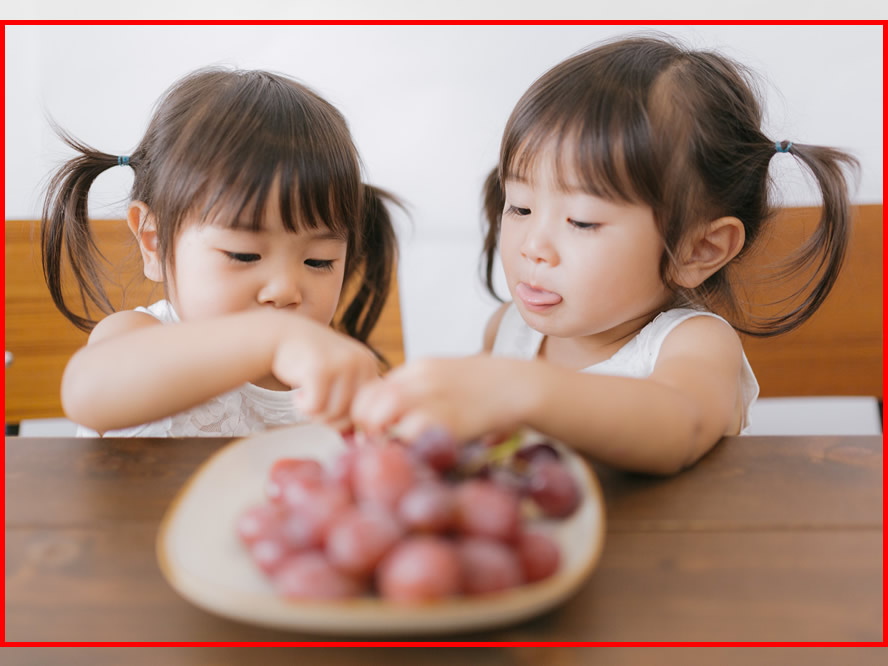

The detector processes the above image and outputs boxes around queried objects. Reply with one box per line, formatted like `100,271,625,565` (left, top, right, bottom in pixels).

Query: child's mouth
516,282,563,310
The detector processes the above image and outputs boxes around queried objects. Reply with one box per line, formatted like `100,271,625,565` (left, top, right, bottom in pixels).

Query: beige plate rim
156,424,606,637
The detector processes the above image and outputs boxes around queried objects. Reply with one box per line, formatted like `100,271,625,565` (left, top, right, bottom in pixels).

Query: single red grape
235,503,283,545
516,530,561,582
457,536,523,595
410,426,459,472
455,479,521,542
526,460,582,518
327,448,357,499
352,444,417,510
376,535,462,603
248,537,290,575
266,458,324,503
277,505,328,551
325,506,403,577
273,551,367,600
281,478,350,518
397,481,457,533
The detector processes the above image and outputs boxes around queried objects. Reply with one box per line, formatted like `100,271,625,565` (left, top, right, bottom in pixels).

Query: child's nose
258,269,303,308
520,225,559,266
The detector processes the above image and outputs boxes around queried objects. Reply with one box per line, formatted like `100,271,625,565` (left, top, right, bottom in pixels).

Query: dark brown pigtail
338,185,401,365
743,143,858,336
40,126,132,331
481,167,505,302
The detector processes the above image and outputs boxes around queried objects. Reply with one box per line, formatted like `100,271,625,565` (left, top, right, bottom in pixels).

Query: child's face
166,195,348,328
500,146,670,341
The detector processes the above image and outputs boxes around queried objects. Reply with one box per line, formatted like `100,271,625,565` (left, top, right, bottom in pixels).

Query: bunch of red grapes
235,429,582,604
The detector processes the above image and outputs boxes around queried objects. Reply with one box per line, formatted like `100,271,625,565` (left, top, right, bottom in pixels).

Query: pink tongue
517,282,562,306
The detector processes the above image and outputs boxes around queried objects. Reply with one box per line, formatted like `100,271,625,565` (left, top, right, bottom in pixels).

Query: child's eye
505,205,531,216
568,219,601,231
305,259,335,271
224,251,261,263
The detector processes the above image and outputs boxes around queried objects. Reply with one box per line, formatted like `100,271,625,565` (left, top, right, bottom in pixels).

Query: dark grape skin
410,426,460,473
514,442,561,465
526,459,582,518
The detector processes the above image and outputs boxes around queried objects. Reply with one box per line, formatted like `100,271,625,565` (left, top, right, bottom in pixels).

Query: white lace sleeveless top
75,300,307,437
491,304,759,432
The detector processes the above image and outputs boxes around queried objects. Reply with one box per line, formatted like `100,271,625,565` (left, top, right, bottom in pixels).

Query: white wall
5,24,883,360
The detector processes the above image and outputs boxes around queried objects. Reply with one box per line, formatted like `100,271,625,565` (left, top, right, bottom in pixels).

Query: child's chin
518,308,569,337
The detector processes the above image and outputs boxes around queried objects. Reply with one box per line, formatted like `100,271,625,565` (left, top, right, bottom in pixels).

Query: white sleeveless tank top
75,300,307,437
491,304,759,432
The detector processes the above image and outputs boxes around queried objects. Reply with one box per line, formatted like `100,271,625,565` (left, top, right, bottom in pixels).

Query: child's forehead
193,182,348,240
505,142,590,193
504,131,642,204
202,211,344,239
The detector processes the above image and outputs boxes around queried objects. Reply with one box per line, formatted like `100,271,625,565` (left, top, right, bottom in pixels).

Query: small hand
351,356,526,443
271,316,380,430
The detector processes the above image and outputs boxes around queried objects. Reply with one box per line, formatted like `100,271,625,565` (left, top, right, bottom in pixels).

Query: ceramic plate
157,423,606,636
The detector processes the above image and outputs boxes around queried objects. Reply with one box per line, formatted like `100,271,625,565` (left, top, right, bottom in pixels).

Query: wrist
510,359,550,430
248,308,294,371
488,357,546,433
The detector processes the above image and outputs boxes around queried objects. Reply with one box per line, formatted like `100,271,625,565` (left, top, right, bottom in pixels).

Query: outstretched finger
388,409,441,444
351,379,408,435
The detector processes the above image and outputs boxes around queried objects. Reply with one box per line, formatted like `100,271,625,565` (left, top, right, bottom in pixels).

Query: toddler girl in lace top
41,67,398,437
352,35,857,474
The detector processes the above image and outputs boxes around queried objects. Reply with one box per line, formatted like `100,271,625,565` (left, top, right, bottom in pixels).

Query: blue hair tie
117,155,130,166
775,141,793,153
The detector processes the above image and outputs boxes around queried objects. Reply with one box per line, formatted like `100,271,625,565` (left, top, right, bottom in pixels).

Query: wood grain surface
5,434,882,647
2,647,887,666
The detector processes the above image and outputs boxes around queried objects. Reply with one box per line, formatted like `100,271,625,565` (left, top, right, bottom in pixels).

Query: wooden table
4,434,883,657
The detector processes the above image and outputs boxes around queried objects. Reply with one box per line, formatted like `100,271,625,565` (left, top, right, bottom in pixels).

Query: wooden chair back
737,204,882,398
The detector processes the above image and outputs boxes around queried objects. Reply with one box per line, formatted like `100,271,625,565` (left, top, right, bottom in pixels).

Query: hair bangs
165,69,360,239
501,76,657,207
193,161,351,243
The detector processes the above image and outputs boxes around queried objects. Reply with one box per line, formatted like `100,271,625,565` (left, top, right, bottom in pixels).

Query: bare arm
352,315,744,475
62,308,379,433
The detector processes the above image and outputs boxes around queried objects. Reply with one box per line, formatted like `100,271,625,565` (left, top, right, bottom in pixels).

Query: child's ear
671,217,745,289
126,201,163,282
